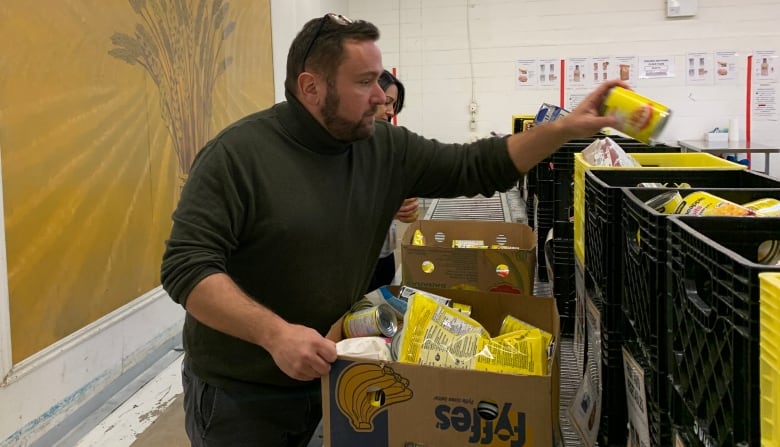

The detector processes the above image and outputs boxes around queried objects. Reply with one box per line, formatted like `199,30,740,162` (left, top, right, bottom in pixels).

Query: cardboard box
401,220,536,295
322,287,561,447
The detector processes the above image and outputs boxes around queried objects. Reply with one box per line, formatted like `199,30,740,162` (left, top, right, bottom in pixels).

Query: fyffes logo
336,363,413,432
434,399,531,446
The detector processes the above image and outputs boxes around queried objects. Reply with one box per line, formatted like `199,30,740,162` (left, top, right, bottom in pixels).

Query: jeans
181,356,322,447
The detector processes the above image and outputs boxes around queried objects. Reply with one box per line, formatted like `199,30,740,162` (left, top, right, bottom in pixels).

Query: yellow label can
601,86,671,144
742,198,780,216
644,191,683,214
675,191,756,216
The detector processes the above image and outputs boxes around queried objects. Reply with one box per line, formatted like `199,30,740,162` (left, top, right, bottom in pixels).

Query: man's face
319,40,386,141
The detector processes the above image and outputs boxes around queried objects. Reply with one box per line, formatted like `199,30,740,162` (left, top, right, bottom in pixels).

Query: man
161,13,624,447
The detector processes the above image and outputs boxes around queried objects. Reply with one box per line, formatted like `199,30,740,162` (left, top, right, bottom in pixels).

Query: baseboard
0,287,184,446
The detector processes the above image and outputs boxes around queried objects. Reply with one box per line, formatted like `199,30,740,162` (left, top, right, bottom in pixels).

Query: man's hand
267,322,338,381
505,79,632,173
555,79,631,140
395,197,419,223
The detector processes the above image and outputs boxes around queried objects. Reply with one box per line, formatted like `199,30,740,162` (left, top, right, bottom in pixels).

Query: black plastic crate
584,169,780,331
586,280,628,447
549,139,679,225
525,168,536,230
667,216,780,447
552,220,575,334
624,330,673,447
623,188,780,362
535,198,554,282
535,162,555,202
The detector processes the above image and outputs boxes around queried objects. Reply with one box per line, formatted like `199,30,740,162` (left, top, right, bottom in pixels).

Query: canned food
601,86,671,144
644,191,683,214
390,327,403,361
742,198,780,216
758,240,780,265
674,191,756,216
349,297,375,312
343,303,398,338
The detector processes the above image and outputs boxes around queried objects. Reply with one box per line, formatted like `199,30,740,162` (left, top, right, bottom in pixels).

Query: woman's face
374,84,399,121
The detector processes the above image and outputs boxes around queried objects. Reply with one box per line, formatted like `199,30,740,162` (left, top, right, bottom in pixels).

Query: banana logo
336,363,414,431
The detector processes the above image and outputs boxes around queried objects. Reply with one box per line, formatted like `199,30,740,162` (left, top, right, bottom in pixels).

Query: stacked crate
622,185,780,446
539,135,677,335
573,154,750,446
667,216,780,446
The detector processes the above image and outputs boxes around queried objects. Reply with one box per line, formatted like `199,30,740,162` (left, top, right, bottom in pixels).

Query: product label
623,349,651,447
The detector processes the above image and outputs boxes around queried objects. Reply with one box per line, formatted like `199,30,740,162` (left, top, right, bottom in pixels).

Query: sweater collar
278,89,353,155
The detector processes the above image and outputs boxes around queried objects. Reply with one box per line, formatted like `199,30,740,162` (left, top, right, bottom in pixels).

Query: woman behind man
366,70,419,292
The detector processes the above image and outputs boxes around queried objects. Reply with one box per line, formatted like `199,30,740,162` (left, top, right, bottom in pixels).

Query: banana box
400,220,536,295
322,287,561,447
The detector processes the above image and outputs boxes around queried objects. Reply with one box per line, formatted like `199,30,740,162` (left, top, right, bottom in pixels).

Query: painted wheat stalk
109,0,235,185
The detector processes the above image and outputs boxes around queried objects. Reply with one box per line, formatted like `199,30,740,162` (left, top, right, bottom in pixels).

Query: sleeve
392,127,521,199
160,140,248,306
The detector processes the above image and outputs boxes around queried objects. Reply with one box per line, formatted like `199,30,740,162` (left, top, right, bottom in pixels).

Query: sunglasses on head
300,13,353,73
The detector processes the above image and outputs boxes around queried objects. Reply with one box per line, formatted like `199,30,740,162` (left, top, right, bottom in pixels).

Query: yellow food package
397,292,548,376
473,329,547,376
396,291,487,368
452,239,486,248
412,229,426,246
501,314,555,362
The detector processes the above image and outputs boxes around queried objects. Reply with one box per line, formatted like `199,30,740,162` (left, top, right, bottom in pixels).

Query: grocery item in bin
452,239,487,248
500,314,555,359
396,291,549,375
743,198,780,216
336,336,393,361
581,136,640,168
674,191,756,216
643,190,683,213
758,240,780,265
398,285,451,307
343,303,398,338
600,86,671,144
412,229,425,246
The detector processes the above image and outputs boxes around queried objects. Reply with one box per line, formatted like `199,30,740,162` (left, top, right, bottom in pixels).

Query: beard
321,85,376,142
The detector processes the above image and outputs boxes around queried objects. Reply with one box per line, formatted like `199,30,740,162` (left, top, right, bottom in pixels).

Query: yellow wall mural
0,0,274,363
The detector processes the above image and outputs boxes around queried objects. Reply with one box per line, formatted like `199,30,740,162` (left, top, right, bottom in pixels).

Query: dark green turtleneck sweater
161,91,520,389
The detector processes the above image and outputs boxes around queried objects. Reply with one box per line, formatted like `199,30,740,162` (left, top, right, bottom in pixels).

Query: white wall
274,0,780,176
270,0,349,103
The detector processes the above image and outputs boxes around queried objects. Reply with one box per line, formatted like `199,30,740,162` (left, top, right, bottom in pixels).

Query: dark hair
378,70,405,117
285,15,380,93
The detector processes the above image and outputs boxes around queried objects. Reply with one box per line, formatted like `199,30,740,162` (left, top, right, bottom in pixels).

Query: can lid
758,240,780,265
376,303,398,337
644,191,680,213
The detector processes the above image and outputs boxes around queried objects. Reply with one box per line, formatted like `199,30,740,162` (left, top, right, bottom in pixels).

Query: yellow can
601,86,671,144
674,191,756,216
644,191,683,214
742,198,780,216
